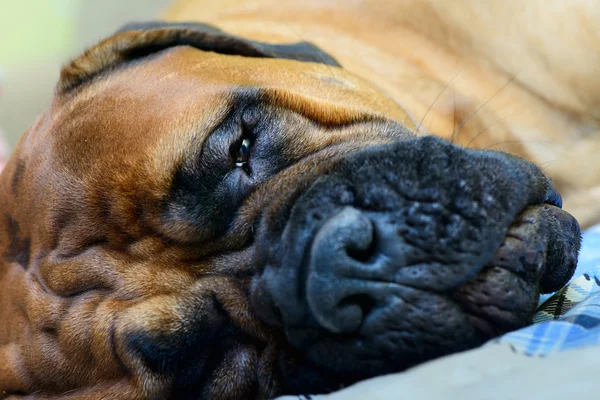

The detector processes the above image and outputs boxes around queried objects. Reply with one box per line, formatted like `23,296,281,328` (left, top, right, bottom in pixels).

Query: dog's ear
58,21,341,93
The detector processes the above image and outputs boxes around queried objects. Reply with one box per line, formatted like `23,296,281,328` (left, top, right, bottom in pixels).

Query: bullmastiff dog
0,1,588,399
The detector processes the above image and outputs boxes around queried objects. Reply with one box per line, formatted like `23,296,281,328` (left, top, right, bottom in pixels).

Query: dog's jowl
0,22,581,399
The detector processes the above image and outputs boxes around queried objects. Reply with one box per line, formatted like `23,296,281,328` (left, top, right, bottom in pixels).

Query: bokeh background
0,0,171,153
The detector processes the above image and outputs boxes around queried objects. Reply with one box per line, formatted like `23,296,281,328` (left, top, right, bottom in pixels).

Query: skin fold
0,20,582,400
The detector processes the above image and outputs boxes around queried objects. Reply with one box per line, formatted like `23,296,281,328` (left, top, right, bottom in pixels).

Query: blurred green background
0,0,171,151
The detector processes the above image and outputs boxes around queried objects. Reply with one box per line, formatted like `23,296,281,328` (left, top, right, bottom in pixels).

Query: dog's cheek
116,295,225,378
3,272,132,394
112,281,274,398
200,343,259,400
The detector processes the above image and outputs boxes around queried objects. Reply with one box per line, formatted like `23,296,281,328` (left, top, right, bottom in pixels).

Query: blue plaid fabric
493,225,600,356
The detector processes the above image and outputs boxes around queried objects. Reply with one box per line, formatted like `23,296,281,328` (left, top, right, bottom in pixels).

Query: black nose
306,206,381,333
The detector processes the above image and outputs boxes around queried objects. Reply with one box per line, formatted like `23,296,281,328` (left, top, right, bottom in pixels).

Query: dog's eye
234,138,252,169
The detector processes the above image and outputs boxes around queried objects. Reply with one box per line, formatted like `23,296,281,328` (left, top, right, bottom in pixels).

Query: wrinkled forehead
64,45,412,127
43,47,412,178
136,45,409,113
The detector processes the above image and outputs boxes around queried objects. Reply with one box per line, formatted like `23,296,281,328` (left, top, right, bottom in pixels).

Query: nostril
346,247,373,263
342,211,377,264
306,207,380,333
346,228,377,263
338,295,376,324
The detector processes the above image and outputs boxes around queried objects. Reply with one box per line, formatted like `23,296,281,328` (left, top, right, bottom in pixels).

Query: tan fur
166,0,600,228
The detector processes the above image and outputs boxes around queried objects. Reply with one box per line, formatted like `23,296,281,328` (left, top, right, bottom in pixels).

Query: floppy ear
59,21,341,93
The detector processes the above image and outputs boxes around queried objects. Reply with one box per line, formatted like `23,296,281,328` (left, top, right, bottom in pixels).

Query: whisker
464,112,514,148
483,139,555,150
450,72,520,143
416,71,461,135
428,113,437,133
452,82,457,138
537,159,559,172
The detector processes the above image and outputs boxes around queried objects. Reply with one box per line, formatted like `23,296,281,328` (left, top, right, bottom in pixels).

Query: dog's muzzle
250,136,580,387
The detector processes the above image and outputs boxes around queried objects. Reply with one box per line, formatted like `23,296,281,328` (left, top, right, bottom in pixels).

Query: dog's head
0,23,580,398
